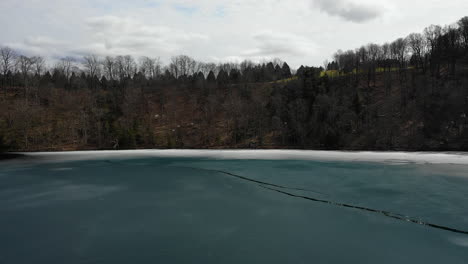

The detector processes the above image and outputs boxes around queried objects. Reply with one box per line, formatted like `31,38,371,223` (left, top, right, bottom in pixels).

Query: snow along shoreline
15,149,468,165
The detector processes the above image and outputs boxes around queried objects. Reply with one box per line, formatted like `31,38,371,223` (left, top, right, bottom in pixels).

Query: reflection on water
1,152,468,264
49,167,74,171
450,237,468,248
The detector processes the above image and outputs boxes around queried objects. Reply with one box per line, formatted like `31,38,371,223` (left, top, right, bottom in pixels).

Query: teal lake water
1,151,468,263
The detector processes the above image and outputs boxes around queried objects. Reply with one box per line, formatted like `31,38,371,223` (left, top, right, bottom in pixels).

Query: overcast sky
1,0,467,68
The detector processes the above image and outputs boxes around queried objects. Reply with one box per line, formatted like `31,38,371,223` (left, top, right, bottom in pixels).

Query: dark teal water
1,155,468,263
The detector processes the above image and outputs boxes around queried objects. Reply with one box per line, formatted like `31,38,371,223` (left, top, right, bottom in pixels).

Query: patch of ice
4,183,124,208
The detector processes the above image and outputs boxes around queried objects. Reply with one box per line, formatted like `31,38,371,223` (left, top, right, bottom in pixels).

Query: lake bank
14,149,468,165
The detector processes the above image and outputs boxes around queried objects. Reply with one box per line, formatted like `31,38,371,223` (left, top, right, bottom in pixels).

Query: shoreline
9,149,468,165
0,153,25,161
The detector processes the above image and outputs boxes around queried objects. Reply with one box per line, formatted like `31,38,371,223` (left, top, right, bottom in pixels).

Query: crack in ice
259,185,468,235
179,166,326,195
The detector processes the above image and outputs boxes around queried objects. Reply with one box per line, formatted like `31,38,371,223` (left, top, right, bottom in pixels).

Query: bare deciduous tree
443,25,461,75
83,54,101,77
424,25,442,76
114,56,125,80
32,56,46,76
458,17,468,49
391,38,408,69
367,44,381,63
17,56,35,79
424,25,442,54
139,56,162,79
407,33,426,70
16,55,36,98
112,55,136,79
102,56,115,80
169,55,196,78
240,60,254,73
367,43,381,86
217,62,239,75
197,62,217,77
1,46,17,76
57,57,77,80
123,55,137,78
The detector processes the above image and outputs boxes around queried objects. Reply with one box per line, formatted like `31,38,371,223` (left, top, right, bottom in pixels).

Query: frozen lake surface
1,150,468,263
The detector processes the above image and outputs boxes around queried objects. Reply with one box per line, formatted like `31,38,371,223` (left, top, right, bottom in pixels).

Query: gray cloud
313,0,382,23
241,31,317,59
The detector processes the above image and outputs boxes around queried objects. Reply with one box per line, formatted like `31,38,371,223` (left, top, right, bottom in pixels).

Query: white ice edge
12,149,468,165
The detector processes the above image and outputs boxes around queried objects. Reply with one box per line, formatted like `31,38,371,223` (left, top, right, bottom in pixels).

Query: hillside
1,65,468,152
1,16,468,152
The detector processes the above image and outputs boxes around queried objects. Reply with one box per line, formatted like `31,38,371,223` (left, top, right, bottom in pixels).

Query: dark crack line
104,160,323,194
178,166,326,195
259,185,468,235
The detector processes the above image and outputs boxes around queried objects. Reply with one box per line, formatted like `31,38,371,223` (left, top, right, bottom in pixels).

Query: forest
1,17,468,151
